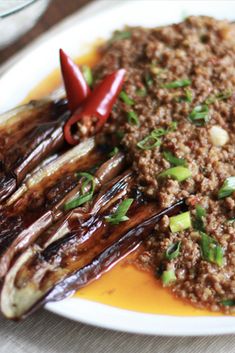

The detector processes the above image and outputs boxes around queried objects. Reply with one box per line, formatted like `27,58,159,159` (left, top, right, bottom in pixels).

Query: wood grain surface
0,0,94,66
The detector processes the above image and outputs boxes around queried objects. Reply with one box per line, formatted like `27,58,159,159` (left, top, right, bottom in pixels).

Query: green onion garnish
168,121,178,132
64,172,95,211
105,198,133,225
82,65,93,87
200,232,224,267
220,299,235,307
169,211,192,233
189,104,209,126
116,131,125,140
145,72,154,87
193,204,206,232
227,217,235,224
137,132,161,150
176,88,193,103
109,147,119,157
158,166,192,182
205,90,232,105
218,176,235,199
165,241,181,260
162,79,191,89
163,151,187,167
161,269,176,285
136,87,147,97
127,111,139,126
111,30,131,42
120,91,134,106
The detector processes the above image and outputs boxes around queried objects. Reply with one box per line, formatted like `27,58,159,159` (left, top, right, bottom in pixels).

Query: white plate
1,0,235,336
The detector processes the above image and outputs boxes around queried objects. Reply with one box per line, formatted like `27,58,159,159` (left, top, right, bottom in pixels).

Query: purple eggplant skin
0,110,70,203
6,199,185,320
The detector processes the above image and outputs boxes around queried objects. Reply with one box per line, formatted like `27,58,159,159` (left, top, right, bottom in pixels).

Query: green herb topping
158,166,192,182
189,104,209,126
205,90,232,105
127,111,139,126
64,172,95,211
218,176,235,199
200,232,224,267
136,87,147,97
193,205,206,232
82,65,93,87
165,241,181,260
169,211,192,233
105,198,133,225
111,30,131,42
163,151,187,167
109,147,119,158
220,299,235,307
162,79,191,89
137,124,177,150
161,269,176,285
145,72,154,87
120,91,134,106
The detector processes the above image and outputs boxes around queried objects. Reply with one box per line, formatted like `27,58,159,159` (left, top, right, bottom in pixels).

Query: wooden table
0,0,94,66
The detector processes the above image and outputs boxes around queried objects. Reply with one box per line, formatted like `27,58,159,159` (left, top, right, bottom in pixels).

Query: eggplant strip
0,153,126,279
0,199,185,319
6,137,96,206
0,111,70,203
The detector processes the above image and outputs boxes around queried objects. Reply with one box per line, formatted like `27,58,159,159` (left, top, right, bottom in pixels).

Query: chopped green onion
169,211,192,233
136,87,147,97
165,241,181,260
200,232,224,267
116,131,124,140
109,147,119,157
137,132,161,150
111,30,131,42
120,91,134,106
227,217,235,224
218,176,235,199
64,172,95,211
220,299,235,307
177,88,193,103
205,90,232,105
158,166,192,182
189,104,209,126
161,269,176,285
127,111,139,126
162,79,191,89
105,198,133,225
163,151,187,167
168,121,178,132
82,65,93,87
193,204,206,232
145,72,154,87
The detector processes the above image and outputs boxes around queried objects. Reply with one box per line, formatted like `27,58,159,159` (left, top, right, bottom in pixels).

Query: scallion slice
109,147,119,157
165,241,181,260
158,166,192,182
193,204,206,232
227,217,235,224
200,232,224,267
205,90,232,105
162,79,191,89
137,133,161,150
120,91,134,106
105,198,133,225
169,211,192,233
136,87,147,97
220,299,235,307
161,269,176,285
127,111,139,126
218,176,235,199
82,65,93,87
145,72,154,87
111,30,131,42
163,151,187,167
189,104,209,126
64,172,95,211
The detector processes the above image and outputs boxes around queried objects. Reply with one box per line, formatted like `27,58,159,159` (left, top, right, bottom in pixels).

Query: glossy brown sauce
24,47,222,317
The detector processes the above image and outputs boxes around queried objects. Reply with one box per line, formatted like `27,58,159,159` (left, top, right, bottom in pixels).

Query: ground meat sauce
94,16,235,313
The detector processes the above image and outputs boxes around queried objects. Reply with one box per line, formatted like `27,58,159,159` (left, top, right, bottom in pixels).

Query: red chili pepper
59,49,90,112
64,69,126,145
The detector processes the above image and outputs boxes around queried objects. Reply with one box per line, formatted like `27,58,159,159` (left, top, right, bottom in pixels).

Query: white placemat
0,1,234,351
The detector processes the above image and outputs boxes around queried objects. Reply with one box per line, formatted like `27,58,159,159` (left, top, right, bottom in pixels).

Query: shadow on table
0,309,234,353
